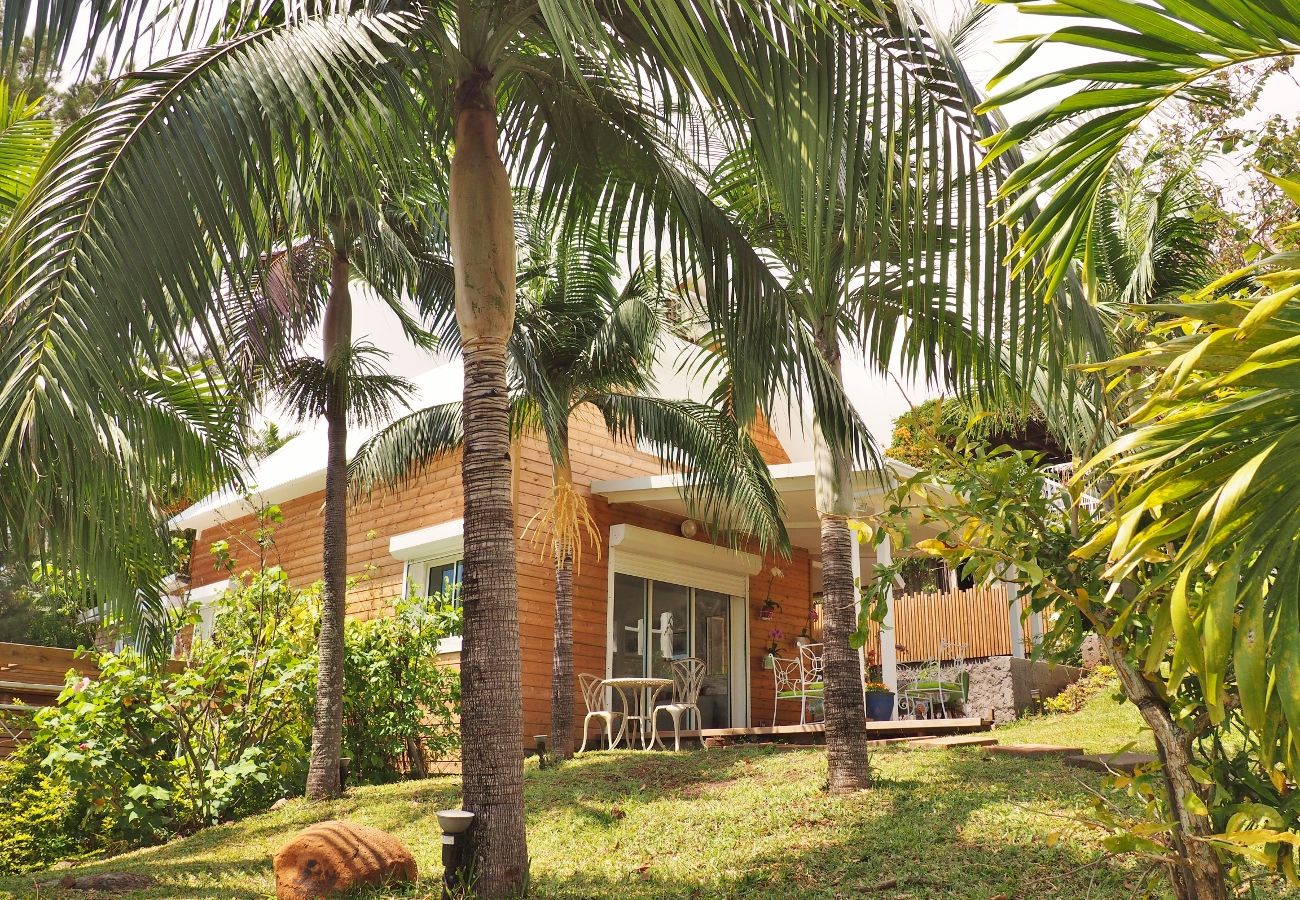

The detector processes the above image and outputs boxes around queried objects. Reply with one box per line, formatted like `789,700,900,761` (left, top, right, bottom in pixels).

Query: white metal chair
772,643,825,726
578,674,623,752
651,657,705,751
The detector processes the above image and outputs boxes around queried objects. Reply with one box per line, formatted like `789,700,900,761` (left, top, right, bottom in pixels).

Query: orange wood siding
188,402,806,745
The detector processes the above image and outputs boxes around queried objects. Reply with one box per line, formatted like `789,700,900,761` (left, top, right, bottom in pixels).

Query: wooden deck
677,715,991,743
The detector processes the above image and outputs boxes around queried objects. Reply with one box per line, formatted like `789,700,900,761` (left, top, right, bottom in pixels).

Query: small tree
863,419,1299,899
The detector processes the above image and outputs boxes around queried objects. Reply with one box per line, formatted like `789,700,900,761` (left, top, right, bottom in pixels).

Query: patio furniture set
578,640,973,752
579,658,706,752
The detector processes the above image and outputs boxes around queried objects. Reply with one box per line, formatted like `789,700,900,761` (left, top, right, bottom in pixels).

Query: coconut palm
1,2,1056,889
351,215,788,760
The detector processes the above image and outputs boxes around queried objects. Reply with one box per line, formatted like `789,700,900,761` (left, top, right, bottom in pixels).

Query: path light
534,734,549,769
436,809,475,898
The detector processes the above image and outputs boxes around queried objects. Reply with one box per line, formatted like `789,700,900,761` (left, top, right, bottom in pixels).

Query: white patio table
603,677,673,750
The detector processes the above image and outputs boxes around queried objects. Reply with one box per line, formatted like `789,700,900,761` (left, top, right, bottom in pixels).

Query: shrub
1043,665,1117,715
31,566,316,843
14,553,460,861
343,597,461,782
0,746,82,875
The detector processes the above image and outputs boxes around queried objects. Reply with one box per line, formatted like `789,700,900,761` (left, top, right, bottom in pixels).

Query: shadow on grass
0,748,1140,900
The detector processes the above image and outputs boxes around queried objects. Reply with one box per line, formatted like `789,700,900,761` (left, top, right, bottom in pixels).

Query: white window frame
390,519,465,654
171,579,229,655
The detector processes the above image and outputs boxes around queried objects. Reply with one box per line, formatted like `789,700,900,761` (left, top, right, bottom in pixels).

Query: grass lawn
0,695,1282,899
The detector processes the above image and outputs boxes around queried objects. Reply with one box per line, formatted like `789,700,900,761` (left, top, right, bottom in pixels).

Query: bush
11,564,461,866
1043,665,1117,715
0,746,82,875
30,566,316,845
344,597,461,782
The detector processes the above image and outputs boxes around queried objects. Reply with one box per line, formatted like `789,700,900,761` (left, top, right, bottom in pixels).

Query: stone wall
962,656,1083,725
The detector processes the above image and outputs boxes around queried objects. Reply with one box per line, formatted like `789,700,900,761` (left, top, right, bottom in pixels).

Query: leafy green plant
858,422,1298,898
0,746,82,875
30,565,317,842
1043,666,1117,716
343,597,461,782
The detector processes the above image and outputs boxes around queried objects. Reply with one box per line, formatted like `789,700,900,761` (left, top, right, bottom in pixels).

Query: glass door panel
608,574,738,730
694,590,731,729
649,581,690,680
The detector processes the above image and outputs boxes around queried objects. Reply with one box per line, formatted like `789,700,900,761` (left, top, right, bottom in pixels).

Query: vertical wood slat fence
865,585,1028,664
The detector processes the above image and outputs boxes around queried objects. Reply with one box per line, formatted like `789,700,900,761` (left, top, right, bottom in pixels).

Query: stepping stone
985,743,1083,758
1065,752,1160,774
911,734,998,748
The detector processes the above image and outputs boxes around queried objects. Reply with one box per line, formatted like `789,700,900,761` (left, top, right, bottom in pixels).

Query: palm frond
0,83,53,214
595,392,789,554
0,11,419,649
347,401,464,498
980,0,1300,303
1079,260,1300,763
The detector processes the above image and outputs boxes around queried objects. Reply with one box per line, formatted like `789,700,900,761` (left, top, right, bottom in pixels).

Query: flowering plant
765,628,784,656
863,681,893,694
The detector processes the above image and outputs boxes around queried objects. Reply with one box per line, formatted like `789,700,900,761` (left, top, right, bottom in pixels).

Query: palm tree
351,214,787,761
1,3,1050,890
218,157,436,801
692,3,1049,791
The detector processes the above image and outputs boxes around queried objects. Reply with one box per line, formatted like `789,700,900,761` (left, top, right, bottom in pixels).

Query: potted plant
757,566,783,621
864,681,895,721
762,629,783,669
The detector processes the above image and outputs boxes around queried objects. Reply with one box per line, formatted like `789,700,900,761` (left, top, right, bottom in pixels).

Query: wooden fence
865,585,1029,664
0,642,184,758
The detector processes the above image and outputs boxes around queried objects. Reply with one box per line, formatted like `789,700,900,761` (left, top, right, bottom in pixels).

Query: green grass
996,689,1152,755
0,696,1278,899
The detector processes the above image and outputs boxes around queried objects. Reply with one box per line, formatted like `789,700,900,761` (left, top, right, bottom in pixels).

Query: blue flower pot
865,691,895,721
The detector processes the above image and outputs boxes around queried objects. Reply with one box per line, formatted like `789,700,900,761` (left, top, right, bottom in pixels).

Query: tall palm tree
351,215,788,761
692,3,1050,791
220,155,437,801
0,3,1050,891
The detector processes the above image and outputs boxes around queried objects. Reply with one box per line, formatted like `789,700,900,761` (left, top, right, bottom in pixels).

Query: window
418,557,464,607
406,555,464,649
389,520,465,652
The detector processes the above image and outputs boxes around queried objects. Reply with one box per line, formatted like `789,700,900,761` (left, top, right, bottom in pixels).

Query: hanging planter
757,566,784,621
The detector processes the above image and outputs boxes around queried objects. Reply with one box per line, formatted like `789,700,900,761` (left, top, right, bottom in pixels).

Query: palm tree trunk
305,241,351,801
551,546,575,760
811,329,871,792
449,79,528,898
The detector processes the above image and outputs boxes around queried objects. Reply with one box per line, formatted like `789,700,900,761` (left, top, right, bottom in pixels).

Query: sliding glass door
609,573,734,730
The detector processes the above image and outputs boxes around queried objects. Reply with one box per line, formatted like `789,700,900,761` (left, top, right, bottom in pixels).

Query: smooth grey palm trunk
551,549,576,760
449,89,529,897
305,244,351,801
811,334,872,792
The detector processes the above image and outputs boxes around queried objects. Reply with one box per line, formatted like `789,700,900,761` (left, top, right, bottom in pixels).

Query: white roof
592,458,927,554
172,336,821,535
171,360,464,533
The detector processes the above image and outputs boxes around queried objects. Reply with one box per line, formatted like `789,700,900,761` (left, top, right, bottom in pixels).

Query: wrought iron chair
898,641,970,720
652,657,705,751
772,643,825,726
577,674,623,752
